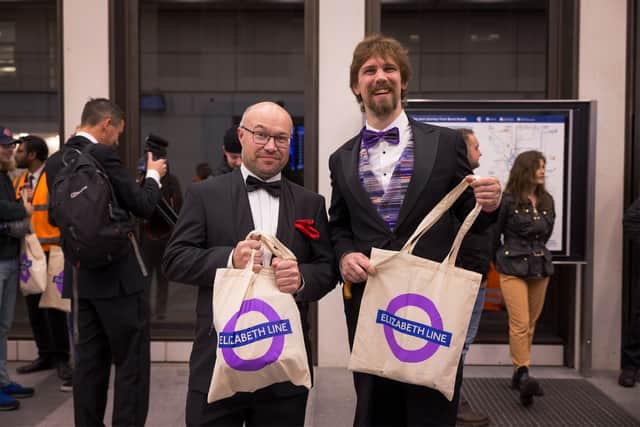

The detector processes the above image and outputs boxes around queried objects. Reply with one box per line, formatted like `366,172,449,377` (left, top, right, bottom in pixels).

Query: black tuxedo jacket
45,135,161,299
162,169,336,396
329,117,496,286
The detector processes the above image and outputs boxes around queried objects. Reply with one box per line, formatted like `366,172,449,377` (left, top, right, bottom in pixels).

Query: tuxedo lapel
230,169,255,239
340,136,389,232
276,179,295,248
395,119,439,227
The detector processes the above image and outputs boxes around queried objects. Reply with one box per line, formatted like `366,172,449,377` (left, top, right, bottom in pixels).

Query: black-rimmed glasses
240,126,291,148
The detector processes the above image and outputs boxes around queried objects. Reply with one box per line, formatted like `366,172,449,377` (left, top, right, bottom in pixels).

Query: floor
1,364,639,427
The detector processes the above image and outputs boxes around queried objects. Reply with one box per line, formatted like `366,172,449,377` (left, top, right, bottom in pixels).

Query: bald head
240,102,293,130
238,101,293,180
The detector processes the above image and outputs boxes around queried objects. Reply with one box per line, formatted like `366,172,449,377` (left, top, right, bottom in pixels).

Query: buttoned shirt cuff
145,169,162,188
227,250,235,268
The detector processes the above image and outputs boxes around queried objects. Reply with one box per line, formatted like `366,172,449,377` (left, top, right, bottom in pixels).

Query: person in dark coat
620,195,640,387
494,150,555,406
0,126,35,411
163,102,336,426
45,98,167,426
328,34,502,427
455,128,493,427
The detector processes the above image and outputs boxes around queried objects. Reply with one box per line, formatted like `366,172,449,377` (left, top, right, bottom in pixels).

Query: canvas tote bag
19,232,47,296
208,232,311,403
348,179,483,401
38,245,70,312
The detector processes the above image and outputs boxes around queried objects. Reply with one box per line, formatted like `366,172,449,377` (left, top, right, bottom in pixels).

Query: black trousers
186,388,308,427
24,293,70,363
344,283,462,427
141,236,169,317
73,292,150,427
622,278,640,369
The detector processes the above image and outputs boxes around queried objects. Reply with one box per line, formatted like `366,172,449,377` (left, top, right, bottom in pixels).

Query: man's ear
100,116,112,131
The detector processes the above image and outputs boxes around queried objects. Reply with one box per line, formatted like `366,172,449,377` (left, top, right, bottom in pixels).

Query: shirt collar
240,164,281,184
365,110,408,133
76,131,99,144
29,164,45,182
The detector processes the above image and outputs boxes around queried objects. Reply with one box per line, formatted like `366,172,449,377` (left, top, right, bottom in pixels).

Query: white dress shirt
364,110,413,192
28,164,45,188
239,164,281,266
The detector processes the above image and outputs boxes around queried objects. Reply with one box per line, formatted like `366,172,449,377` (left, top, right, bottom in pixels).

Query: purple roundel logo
219,298,292,372
53,271,64,294
376,293,453,363
19,254,32,282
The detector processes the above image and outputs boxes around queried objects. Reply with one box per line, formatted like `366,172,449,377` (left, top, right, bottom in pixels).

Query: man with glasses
0,126,35,411
163,101,336,426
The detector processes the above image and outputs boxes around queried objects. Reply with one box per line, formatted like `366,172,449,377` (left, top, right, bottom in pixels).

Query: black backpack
50,146,133,268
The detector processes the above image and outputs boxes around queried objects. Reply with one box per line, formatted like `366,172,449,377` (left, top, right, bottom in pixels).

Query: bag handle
401,178,472,254
244,231,297,262
442,203,482,266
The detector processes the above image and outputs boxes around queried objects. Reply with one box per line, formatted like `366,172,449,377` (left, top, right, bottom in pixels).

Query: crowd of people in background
0,32,636,427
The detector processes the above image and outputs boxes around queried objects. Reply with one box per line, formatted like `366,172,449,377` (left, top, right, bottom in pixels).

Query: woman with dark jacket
495,150,555,407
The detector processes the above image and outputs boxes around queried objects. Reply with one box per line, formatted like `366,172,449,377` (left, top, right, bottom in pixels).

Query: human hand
272,257,301,294
147,152,168,178
232,234,263,272
466,175,501,212
20,189,33,216
340,252,376,284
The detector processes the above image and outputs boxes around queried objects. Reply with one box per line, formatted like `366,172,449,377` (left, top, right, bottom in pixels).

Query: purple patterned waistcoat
358,140,415,230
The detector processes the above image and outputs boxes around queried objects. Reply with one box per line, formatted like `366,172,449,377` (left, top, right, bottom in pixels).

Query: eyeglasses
240,126,291,148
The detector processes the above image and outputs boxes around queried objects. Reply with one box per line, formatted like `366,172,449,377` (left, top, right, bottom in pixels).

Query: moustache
369,82,394,95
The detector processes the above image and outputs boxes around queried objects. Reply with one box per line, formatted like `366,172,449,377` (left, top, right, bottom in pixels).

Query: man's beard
0,157,15,172
365,83,399,117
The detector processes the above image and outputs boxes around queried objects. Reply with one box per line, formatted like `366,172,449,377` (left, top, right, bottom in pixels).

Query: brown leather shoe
457,396,490,427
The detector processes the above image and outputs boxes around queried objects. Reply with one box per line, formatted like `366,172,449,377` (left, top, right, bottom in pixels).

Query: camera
139,133,178,226
144,133,169,161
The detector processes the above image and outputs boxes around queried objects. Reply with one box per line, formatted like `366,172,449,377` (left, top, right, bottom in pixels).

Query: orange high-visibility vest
483,262,505,311
13,170,60,252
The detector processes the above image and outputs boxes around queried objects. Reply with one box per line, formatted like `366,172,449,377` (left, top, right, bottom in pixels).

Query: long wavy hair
504,150,553,211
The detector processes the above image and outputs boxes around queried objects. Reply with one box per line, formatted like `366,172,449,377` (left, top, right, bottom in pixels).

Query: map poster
411,113,566,251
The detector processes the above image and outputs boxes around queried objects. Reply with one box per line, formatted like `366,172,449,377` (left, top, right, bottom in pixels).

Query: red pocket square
294,219,320,240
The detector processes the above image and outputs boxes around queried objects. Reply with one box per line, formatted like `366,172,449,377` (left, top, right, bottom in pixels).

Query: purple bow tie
361,127,400,149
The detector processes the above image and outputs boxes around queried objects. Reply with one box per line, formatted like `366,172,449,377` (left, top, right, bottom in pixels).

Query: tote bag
208,233,311,403
19,233,47,296
38,245,70,312
348,179,483,401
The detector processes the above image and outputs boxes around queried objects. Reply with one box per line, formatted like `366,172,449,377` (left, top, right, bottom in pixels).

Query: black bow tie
246,175,281,198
